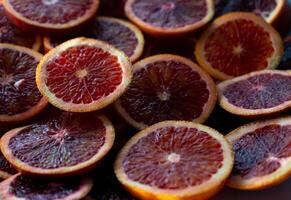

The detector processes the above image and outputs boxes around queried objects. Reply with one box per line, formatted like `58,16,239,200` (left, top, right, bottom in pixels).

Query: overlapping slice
115,121,234,200
218,70,291,117
0,174,93,200
115,54,217,130
226,116,291,190
0,151,17,179
195,12,283,80
0,112,115,177
0,43,47,123
44,16,144,62
37,37,132,112
125,0,214,36
2,0,100,33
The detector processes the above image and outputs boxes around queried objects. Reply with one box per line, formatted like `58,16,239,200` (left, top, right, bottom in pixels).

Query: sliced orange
36,37,132,113
195,12,284,80
0,151,17,180
218,70,291,117
226,116,291,190
125,0,214,36
115,121,234,200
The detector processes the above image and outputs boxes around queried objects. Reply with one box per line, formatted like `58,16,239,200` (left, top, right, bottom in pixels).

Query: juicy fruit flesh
8,113,106,169
232,124,290,179
119,60,210,126
46,45,123,104
131,0,208,28
0,151,17,175
222,73,291,109
205,19,275,76
123,126,223,189
0,48,42,116
10,175,84,200
0,5,36,48
221,0,277,19
8,0,95,24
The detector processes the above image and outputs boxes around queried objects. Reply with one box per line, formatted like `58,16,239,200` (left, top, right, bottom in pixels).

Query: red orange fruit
0,151,17,180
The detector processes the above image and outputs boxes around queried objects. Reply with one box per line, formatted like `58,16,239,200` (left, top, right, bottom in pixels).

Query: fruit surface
0,112,115,176
0,151,17,179
0,174,93,200
2,0,100,34
115,54,217,130
195,12,283,80
115,121,234,200
0,43,47,123
125,0,214,36
218,70,291,117
44,17,144,62
226,116,291,190
37,37,132,112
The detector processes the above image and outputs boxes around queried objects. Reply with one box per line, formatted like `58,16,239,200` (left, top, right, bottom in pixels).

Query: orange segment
36,37,132,113
115,121,234,200
195,12,283,80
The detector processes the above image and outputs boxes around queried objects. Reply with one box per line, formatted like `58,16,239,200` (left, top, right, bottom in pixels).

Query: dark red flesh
8,112,106,169
0,5,36,48
0,48,42,116
223,73,291,109
0,151,17,175
8,0,95,24
119,60,210,126
123,126,223,189
131,0,208,28
9,175,85,200
46,46,122,104
232,124,291,179
205,19,275,76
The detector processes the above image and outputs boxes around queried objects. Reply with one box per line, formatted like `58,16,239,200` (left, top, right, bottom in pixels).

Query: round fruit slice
44,16,145,62
124,0,214,36
2,0,100,34
220,0,286,24
0,112,115,176
37,37,132,113
195,12,284,80
0,43,48,123
226,116,291,190
0,174,93,200
0,151,17,180
278,36,291,70
114,121,234,200
218,70,291,117
115,54,217,130
0,3,41,51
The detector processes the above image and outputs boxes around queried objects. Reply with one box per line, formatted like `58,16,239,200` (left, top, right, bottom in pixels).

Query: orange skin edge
0,115,115,177
36,37,132,113
226,116,291,190
2,0,100,35
0,43,48,123
195,12,284,81
125,0,215,37
217,70,291,117
115,54,217,130
0,174,93,200
43,16,145,63
114,121,234,200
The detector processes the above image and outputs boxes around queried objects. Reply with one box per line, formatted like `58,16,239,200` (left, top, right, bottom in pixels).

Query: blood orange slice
0,174,93,200
0,3,41,51
124,0,214,36
218,70,291,117
115,54,217,130
195,12,284,80
226,116,291,190
0,43,47,123
114,121,234,200
36,37,132,113
0,151,17,180
0,112,115,177
2,0,100,34
44,16,145,62
278,36,291,70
